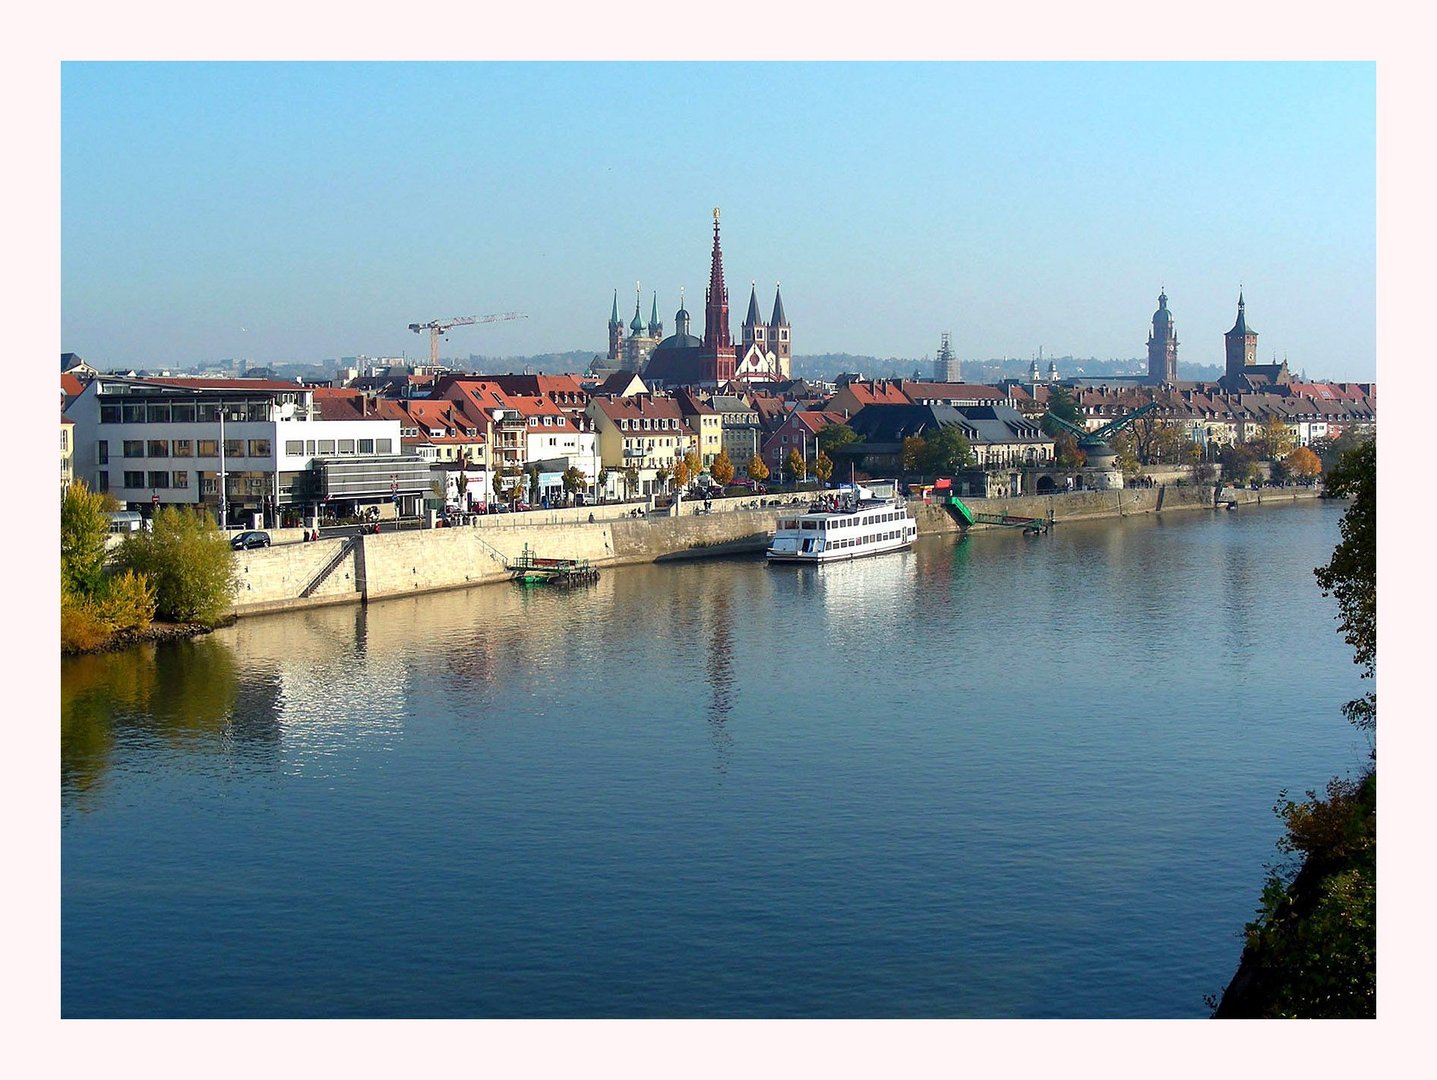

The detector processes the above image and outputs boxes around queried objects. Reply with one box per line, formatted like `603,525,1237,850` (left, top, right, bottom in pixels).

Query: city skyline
61,62,1376,380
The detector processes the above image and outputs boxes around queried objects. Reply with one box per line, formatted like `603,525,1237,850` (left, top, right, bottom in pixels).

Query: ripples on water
61,501,1368,1017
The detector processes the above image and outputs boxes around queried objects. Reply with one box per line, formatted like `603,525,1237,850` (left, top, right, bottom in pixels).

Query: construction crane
408,312,527,365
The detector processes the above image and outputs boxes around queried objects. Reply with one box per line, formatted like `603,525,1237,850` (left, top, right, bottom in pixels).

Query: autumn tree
785,447,806,483
622,465,639,500
60,481,156,651
1110,430,1142,478
1221,442,1261,484
746,454,769,484
1285,446,1322,480
657,464,674,491
709,450,735,487
812,451,834,485
1251,417,1295,461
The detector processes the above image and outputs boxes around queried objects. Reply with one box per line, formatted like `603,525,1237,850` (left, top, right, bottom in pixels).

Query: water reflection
61,637,243,802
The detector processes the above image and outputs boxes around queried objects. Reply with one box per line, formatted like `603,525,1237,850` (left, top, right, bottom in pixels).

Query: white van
108,511,146,534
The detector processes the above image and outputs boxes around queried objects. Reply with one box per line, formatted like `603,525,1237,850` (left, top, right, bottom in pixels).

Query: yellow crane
408,312,527,365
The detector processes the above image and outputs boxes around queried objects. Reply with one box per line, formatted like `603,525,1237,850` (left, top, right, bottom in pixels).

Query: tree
812,451,834,485
61,480,117,600
1221,442,1261,484
1251,417,1295,461
818,423,860,457
597,466,611,502
682,451,702,482
60,481,155,652
1314,440,1375,731
710,450,735,487
746,454,769,484
786,447,806,483
115,506,238,625
921,426,975,475
901,435,927,474
622,465,639,500
1053,432,1086,471
561,466,587,504
1041,385,1083,437
1285,446,1322,480
657,463,674,491
1110,430,1142,478
527,466,541,504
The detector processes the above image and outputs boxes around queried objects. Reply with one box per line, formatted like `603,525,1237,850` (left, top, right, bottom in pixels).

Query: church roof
1227,292,1257,336
770,284,787,326
743,283,763,327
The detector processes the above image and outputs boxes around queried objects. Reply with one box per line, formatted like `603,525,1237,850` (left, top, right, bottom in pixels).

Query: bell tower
1147,289,1178,385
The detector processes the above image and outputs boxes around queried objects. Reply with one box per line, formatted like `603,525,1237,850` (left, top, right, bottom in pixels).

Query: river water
61,500,1369,1018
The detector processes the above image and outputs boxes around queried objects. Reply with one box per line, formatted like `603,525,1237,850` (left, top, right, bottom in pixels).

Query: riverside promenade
228,484,1322,617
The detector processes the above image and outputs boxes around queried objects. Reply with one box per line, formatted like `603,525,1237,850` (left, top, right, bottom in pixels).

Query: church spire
770,282,788,327
743,281,762,327
609,289,620,329
649,291,662,337
703,208,731,350
630,282,645,334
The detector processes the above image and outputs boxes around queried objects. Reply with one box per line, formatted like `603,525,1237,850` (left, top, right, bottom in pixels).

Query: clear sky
61,61,1376,379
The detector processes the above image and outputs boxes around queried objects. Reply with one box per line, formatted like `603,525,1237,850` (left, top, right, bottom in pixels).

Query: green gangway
939,495,1049,534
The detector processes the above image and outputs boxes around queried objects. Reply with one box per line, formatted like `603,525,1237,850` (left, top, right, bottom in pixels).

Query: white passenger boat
766,479,918,563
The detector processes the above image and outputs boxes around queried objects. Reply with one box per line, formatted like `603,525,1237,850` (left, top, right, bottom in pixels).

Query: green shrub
61,481,117,599
115,506,238,625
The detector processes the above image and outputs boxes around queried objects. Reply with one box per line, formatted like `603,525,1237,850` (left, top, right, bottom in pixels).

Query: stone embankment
230,484,1322,617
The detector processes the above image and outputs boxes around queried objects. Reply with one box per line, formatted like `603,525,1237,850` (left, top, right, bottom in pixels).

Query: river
61,499,1369,1017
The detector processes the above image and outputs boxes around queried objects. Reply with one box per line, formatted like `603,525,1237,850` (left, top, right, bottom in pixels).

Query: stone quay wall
230,484,1322,617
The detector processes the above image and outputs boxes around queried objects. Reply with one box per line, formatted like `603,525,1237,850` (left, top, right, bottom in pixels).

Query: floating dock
508,547,601,587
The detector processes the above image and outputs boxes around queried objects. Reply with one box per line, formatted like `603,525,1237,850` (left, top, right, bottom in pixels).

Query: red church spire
703,207,731,350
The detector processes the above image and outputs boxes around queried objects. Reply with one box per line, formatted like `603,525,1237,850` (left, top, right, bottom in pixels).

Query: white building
65,376,427,527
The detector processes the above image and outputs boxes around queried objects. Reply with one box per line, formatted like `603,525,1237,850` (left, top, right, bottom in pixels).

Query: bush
115,506,238,625
60,571,156,652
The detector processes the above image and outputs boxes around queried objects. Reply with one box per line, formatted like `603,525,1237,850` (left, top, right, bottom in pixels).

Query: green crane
1042,400,1159,471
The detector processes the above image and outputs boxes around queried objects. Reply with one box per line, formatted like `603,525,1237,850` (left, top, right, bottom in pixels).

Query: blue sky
61,61,1376,379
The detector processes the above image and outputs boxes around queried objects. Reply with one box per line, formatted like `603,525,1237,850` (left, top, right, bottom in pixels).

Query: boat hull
766,536,914,563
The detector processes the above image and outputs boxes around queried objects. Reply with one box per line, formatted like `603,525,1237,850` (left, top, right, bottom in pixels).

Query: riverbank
61,618,224,656
221,483,1323,618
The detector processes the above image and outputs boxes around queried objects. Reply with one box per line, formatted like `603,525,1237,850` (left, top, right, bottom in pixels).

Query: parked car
231,531,271,550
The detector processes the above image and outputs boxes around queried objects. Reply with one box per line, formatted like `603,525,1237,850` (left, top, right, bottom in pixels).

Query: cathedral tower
1147,289,1179,385
769,283,791,378
741,282,768,353
607,290,623,361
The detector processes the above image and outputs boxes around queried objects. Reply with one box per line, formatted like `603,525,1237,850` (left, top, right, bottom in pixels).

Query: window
201,477,216,495
248,439,271,457
529,416,538,427
97,472,109,492
97,442,109,464
172,471,189,489
225,439,244,459
148,471,169,489
122,403,145,423
377,439,392,454
245,478,265,495
100,404,122,424
358,439,374,454
123,440,144,458
172,440,192,457
338,439,355,455
171,403,196,423
197,440,218,458
147,440,169,457
123,471,144,488
197,403,220,423
306,440,317,455
285,440,304,455
319,440,335,454
146,403,170,423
